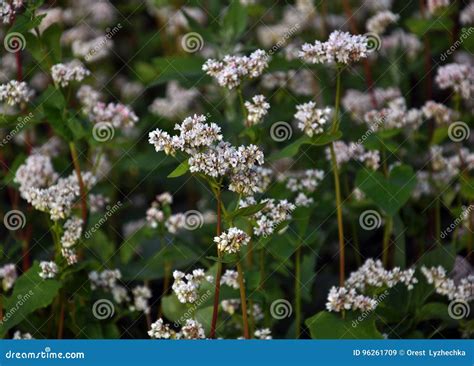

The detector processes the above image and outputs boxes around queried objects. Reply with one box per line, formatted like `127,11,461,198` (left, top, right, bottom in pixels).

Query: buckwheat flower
326,286,378,312
221,299,240,315
39,261,58,279
435,63,474,100
0,264,17,291
148,129,180,155
255,328,272,340
202,50,269,89
112,285,130,304
244,95,270,126
77,85,103,113
31,137,63,157
149,81,198,119
358,150,381,170
14,154,59,199
61,217,83,248
460,3,474,25
295,192,313,207
165,213,186,234
294,101,332,137
175,114,222,153
148,318,175,339
61,248,78,266
366,11,399,34
89,269,122,291
146,206,165,228
342,88,401,122
214,227,250,254
130,285,152,314
352,187,366,201
156,192,173,205
72,37,113,62
381,30,422,59
221,269,240,289
13,331,33,340
89,193,109,213
422,101,458,125
363,0,393,12
172,269,210,304
0,81,34,106
51,60,90,87
427,0,450,16
90,102,139,129
299,31,369,65
286,169,325,193
0,1,21,23
178,319,206,339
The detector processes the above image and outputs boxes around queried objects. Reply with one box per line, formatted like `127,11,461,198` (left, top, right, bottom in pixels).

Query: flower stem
237,260,250,339
295,245,302,339
210,188,223,339
69,142,88,226
331,66,343,134
382,216,393,267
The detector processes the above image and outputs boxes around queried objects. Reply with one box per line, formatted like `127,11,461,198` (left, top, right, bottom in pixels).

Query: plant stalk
237,261,250,339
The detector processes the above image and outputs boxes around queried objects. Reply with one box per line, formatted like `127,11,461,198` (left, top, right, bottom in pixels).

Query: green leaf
0,262,62,337
392,214,406,267
222,0,247,40
417,302,453,322
305,311,383,339
40,24,62,63
405,17,453,36
356,164,416,216
148,57,206,86
228,202,267,219
168,160,189,178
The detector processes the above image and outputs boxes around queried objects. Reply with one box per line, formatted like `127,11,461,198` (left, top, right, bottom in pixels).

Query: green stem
210,188,223,339
382,216,393,267
295,245,302,339
331,65,343,134
330,143,345,286
69,142,88,226
237,260,250,339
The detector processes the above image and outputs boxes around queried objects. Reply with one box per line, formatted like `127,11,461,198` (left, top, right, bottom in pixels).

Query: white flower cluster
427,0,450,16
261,70,314,96
326,286,378,312
460,2,474,25
421,266,473,302
366,10,399,34
15,154,59,197
13,331,33,339
435,63,474,100
89,269,130,304
214,227,250,254
76,85,103,113
244,95,270,126
381,30,422,59
342,87,401,122
148,318,206,339
149,81,199,120
422,101,458,125
345,259,418,292
0,80,34,106
364,97,423,131
0,263,17,291
72,37,113,62
299,31,369,65
202,50,270,89
0,0,22,23
294,101,332,137
221,269,240,289
60,216,83,265
254,328,272,340
326,141,381,170
90,102,139,129
39,261,58,279
51,60,90,87
243,197,296,237
286,169,325,207
172,269,212,304
146,193,172,229
129,285,152,314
